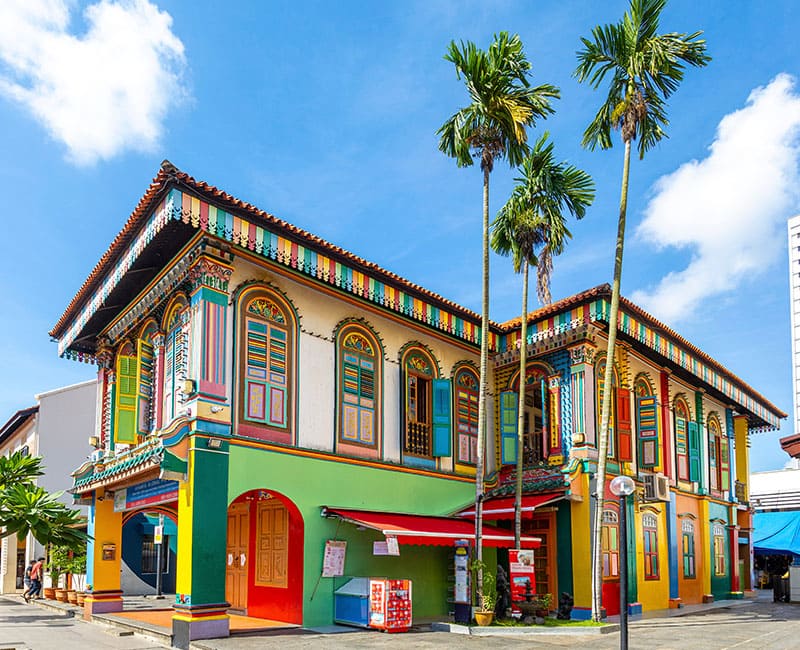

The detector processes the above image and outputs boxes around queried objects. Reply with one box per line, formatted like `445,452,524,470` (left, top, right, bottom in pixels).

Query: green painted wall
556,500,573,598
228,444,476,627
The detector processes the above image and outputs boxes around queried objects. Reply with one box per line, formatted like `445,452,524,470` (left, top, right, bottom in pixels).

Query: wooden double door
226,499,290,612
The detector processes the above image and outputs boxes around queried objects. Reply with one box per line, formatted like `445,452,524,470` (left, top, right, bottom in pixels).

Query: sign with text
454,541,470,604
322,540,347,577
113,479,179,512
509,549,536,602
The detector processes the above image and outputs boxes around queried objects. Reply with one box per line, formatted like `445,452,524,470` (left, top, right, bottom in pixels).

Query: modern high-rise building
781,216,800,458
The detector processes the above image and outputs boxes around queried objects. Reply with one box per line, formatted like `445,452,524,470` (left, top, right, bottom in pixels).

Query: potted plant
66,550,87,606
532,592,553,618
473,566,496,627
46,545,71,602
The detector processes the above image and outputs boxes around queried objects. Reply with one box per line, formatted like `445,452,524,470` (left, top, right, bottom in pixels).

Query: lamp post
609,475,635,650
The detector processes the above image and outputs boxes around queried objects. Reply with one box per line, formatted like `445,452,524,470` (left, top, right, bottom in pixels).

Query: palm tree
574,0,709,621
439,32,559,605
492,134,595,546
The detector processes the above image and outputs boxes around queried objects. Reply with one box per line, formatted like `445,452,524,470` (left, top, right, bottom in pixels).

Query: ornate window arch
336,322,382,453
595,356,631,462
400,344,440,458
681,517,696,579
634,374,659,469
161,296,190,427
236,286,297,444
707,413,728,492
674,395,693,481
503,363,557,465
642,512,659,580
601,504,620,579
453,364,479,465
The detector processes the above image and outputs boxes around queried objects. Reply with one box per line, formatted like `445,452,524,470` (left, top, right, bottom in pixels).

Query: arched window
162,298,189,426
601,507,620,579
454,366,479,465
237,288,296,444
337,325,381,451
402,347,438,458
674,397,692,481
681,518,696,579
642,513,659,580
596,357,631,462
708,414,728,492
712,522,726,576
635,376,659,469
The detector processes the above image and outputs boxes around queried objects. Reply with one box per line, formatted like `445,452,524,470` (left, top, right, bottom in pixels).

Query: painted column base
729,591,744,599
172,605,230,650
669,598,683,609
627,602,642,616
702,594,715,603
570,606,606,621
83,591,123,620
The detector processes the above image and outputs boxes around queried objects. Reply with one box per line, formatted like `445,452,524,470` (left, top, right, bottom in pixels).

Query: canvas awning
321,507,541,548
455,492,566,520
753,510,800,556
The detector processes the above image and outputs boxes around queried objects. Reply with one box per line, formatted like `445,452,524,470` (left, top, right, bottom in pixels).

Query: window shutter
616,388,632,462
720,436,730,491
431,378,452,457
500,391,518,465
114,355,138,444
688,421,701,482
636,395,659,468
136,339,154,437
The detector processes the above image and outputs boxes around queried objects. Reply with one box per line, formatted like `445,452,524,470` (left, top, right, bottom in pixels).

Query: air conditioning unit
643,473,670,502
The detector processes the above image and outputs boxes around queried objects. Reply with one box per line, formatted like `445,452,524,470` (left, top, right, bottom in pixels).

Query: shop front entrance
225,490,303,624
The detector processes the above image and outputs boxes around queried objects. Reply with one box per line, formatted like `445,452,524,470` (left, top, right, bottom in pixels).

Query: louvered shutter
636,395,659,468
114,355,138,444
135,339,154,436
431,379,452,457
688,421,701,482
720,436,730,491
617,388,632,462
500,391,518,464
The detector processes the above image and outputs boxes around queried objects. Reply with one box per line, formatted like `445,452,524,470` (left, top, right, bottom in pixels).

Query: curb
431,621,620,635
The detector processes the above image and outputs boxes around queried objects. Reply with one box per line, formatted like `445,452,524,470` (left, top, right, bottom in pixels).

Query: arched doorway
226,489,304,624
121,507,178,595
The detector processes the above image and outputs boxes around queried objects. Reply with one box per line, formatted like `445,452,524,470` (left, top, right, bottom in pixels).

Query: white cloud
632,74,800,323
0,0,187,165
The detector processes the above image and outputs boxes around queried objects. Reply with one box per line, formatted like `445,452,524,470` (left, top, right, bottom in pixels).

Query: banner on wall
509,548,536,602
322,540,347,577
113,479,179,512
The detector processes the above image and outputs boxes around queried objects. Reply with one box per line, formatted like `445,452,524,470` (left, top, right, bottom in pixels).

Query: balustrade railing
405,421,430,456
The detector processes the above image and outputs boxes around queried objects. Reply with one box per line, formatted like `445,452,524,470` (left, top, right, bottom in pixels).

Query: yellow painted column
84,489,123,618
699,498,712,599
734,416,749,502
570,469,592,616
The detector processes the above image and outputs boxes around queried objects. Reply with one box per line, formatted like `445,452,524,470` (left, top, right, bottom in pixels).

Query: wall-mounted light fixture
207,438,224,449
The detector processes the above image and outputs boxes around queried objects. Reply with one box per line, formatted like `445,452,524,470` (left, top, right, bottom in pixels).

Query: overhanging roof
322,506,540,548
0,406,38,447
455,492,566,520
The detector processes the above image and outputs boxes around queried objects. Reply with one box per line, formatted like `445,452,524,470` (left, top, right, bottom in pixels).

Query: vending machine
368,578,412,632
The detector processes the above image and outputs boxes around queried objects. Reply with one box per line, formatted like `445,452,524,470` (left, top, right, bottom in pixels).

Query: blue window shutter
688,421,700,482
500,391,518,465
432,378,452,457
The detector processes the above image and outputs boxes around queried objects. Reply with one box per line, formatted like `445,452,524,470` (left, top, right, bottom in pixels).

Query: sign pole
155,514,164,597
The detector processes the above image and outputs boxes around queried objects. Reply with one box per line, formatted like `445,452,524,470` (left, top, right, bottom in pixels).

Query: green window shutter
135,339,154,436
688,421,701,482
114,355,138,444
720,436,730,491
431,378,452,457
500,391,518,465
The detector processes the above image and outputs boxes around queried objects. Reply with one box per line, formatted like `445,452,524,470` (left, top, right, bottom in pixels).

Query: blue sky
0,0,798,471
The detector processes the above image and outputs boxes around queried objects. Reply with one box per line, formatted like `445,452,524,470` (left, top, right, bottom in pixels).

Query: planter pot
474,611,494,626
43,587,56,600
67,590,78,604
55,588,68,602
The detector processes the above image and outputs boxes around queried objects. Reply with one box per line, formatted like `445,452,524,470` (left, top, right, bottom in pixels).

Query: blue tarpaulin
753,511,800,556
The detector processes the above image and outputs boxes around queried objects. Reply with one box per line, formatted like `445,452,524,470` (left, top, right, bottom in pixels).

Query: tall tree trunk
474,163,491,606
514,260,529,547
591,138,632,622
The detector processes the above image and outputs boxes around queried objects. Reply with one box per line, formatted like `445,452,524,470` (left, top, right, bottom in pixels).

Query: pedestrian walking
24,557,44,602
20,560,34,600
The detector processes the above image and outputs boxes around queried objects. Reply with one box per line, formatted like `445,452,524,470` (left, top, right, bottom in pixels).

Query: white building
787,216,800,439
0,379,96,593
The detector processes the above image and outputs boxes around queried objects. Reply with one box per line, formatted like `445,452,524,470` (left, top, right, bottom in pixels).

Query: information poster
509,549,536,602
454,541,470,604
322,540,347,577
113,479,179,512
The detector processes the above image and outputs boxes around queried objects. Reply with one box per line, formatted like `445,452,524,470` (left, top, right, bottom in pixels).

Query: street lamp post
610,475,635,650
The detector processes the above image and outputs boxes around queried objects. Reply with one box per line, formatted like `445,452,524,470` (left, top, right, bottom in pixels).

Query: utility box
334,578,370,627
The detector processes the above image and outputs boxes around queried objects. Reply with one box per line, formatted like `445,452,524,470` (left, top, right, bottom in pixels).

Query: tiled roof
51,161,485,339
0,406,38,446
500,283,786,421
73,440,162,490
487,465,568,498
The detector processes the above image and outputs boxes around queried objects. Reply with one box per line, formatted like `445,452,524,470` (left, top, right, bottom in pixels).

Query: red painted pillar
729,525,740,593
659,371,673,479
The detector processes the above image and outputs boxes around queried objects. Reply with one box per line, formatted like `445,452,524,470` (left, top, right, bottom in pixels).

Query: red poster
509,549,536,602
